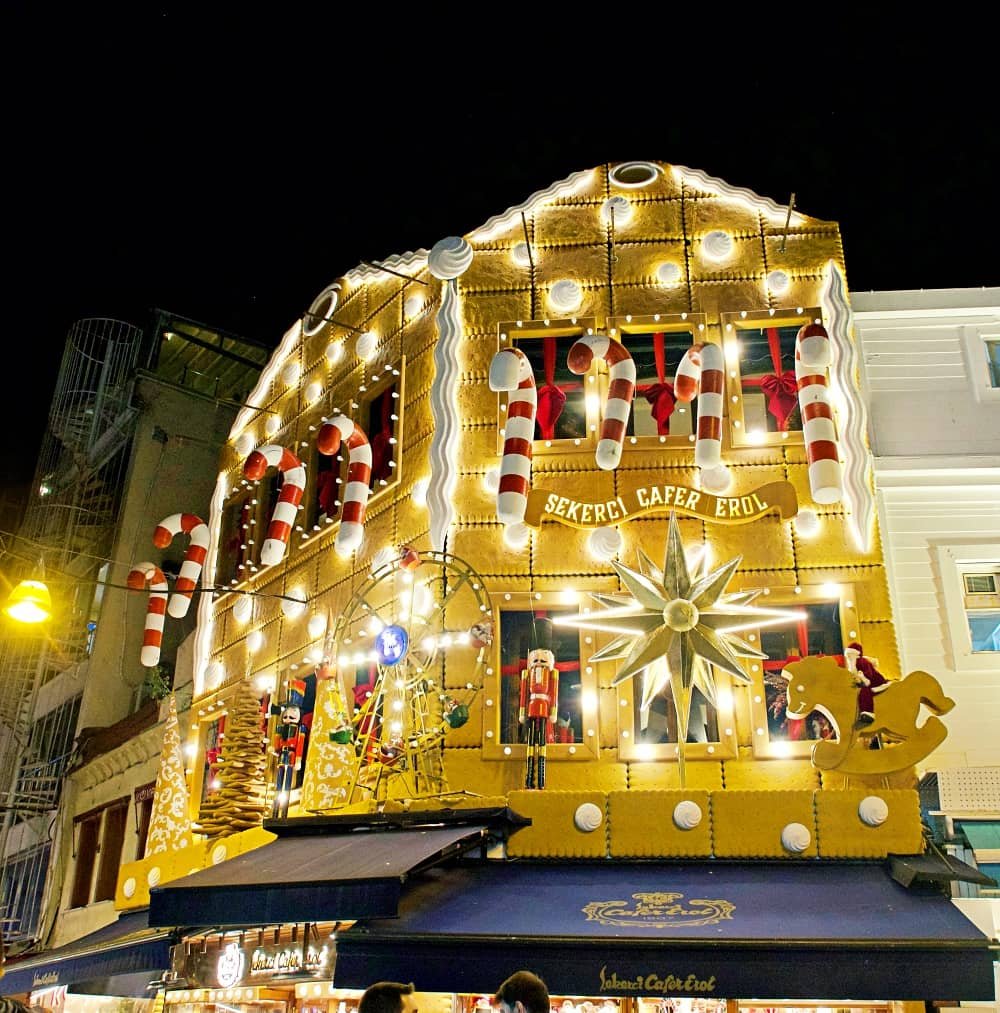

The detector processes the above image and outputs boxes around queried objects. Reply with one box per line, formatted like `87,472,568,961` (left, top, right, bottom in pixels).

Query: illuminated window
200,712,226,803
750,585,860,759
721,308,820,449
962,566,1000,653
218,490,256,585
482,592,599,761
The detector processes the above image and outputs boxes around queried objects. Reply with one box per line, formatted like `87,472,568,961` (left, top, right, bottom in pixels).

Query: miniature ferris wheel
308,547,494,811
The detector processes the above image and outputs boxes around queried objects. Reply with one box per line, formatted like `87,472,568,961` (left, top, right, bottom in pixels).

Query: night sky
4,12,997,507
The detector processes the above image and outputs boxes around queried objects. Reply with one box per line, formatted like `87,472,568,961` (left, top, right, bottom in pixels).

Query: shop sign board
172,936,335,987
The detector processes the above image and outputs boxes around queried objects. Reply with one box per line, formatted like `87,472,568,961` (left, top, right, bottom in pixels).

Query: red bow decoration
759,370,799,431
640,382,676,435
536,337,567,439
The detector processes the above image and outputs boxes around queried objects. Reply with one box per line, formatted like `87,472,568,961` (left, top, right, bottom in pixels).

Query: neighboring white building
852,287,1000,770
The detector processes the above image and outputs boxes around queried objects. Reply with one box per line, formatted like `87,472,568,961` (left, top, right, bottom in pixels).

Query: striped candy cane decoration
674,342,725,469
242,445,307,566
317,415,371,558
567,334,635,470
489,347,536,525
127,562,168,667
795,322,843,504
153,513,209,618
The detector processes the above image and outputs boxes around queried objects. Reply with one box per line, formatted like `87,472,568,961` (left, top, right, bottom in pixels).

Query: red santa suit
845,641,889,727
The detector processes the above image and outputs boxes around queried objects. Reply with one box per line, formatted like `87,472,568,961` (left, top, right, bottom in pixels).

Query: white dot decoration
574,802,604,833
672,800,703,830
147,867,162,887
781,822,812,854
123,877,137,898
503,523,530,550
794,509,821,538
699,465,733,494
766,270,790,294
211,844,228,865
264,415,281,437
246,629,263,654
234,432,254,457
511,242,532,267
357,331,378,362
859,795,889,827
404,294,424,319
281,590,308,620
307,613,327,639
305,381,323,403
588,526,623,562
281,360,301,387
600,195,633,226
656,262,682,285
702,230,734,262
325,340,344,364
371,546,396,574
548,280,583,315
232,595,253,623
412,477,429,508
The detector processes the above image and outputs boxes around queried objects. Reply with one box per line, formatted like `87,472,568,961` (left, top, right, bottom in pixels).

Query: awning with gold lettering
333,862,994,1001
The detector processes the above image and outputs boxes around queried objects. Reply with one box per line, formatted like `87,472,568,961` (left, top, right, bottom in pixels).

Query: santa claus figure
845,641,890,730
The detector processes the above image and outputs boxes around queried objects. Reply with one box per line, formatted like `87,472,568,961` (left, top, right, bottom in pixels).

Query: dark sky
4,12,997,505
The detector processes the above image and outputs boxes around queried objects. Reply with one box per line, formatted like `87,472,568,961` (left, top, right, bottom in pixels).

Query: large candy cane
674,342,725,469
153,513,209,618
242,445,306,566
317,416,371,557
567,334,635,470
489,347,536,525
795,322,843,504
128,562,168,667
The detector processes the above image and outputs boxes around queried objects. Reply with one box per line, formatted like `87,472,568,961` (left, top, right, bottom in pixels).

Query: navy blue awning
0,909,171,997
334,862,995,1001
149,823,492,928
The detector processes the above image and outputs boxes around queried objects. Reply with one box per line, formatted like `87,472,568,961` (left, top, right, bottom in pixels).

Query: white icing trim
672,164,805,225
470,169,596,243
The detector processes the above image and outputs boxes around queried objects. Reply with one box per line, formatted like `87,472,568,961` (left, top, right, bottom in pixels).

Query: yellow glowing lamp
4,579,53,623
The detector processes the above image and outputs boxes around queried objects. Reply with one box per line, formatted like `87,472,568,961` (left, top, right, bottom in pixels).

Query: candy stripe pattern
489,347,537,525
317,416,371,557
242,445,307,566
795,322,843,504
153,513,209,618
128,561,168,667
567,334,636,469
674,342,725,468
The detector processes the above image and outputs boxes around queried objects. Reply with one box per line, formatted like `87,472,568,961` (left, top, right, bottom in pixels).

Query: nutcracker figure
271,679,307,818
519,616,559,789
845,641,890,729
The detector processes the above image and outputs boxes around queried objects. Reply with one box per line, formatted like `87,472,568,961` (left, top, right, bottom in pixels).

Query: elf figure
845,641,890,730
519,616,559,789
271,679,307,818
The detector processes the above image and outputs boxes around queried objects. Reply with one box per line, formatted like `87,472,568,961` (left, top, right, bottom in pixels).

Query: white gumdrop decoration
549,280,583,315
657,262,682,285
702,230,734,262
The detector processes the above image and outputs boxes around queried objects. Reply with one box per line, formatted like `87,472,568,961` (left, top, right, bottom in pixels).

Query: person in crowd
359,982,418,1013
494,970,551,1013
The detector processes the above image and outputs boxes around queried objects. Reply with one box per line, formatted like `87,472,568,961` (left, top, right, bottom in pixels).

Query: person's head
494,971,550,1013
359,982,417,1013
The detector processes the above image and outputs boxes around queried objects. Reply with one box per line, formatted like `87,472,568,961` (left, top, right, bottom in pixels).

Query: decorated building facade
5,161,995,1006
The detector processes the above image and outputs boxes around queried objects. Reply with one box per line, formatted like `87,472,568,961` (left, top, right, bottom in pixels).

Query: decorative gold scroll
523,480,798,529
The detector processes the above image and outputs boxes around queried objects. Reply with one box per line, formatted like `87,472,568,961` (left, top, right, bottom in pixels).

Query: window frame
720,306,822,451
748,583,861,760
495,318,600,460
960,326,1000,403
481,590,601,762
935,543,1000,669
69,796,130,909
605,312,709,453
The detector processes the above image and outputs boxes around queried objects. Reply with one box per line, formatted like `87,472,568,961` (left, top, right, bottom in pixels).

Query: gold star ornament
553,513,805,742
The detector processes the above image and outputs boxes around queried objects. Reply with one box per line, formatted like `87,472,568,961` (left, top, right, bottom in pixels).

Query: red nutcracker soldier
519,616,559,789
844,641,890,729
271,679,306,818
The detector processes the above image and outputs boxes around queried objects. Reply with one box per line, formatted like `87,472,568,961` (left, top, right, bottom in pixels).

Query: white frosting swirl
588,526,622,561
265,415,281,437
702,230,734,262
147,867,162,887
766,270,790,294
428,236,474,280
204,661,224,688
549,280,583,314
656,262,682,285
794,509,820,538
600,196,632,226
370,546,396,574
574,802,604,832
325,340,344,364
356,331,378,362
281,360,301,387
305,381,323,403
699,465,732,494
512,242,532,267
672,800,703,830
212,844,228,865
503,522,530,550
232,595,253,624
281,590,308,620
123,877,137,898
859,795,889,827
235,432,254,457
781,822,812,854
404,294,425,319
483,467,501,494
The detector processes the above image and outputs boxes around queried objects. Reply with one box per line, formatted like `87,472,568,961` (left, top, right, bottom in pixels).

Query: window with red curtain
737,324,804,435
624,329,698,438
512,335,587,441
